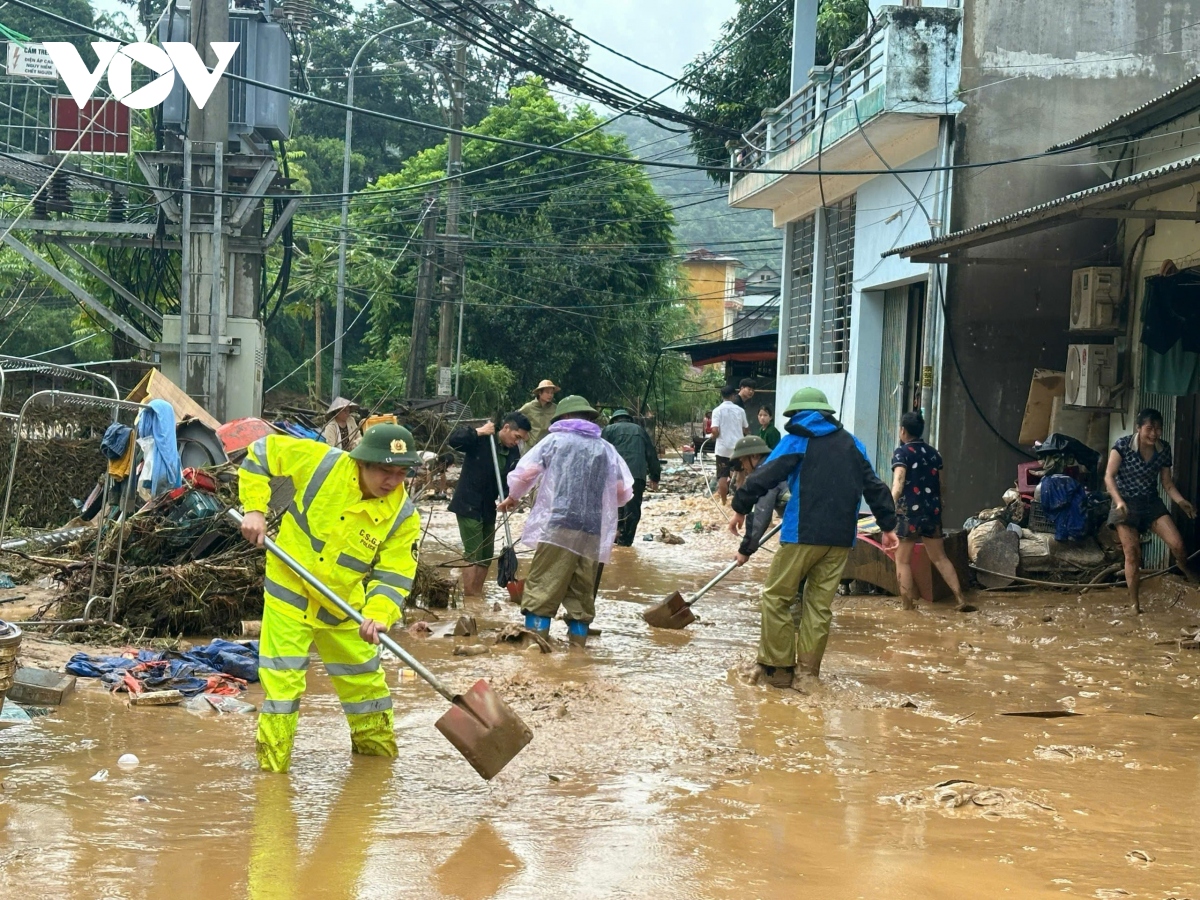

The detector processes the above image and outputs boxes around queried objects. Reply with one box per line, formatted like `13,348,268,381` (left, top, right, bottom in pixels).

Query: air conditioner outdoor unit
1065,343,1117,408
1070,266,1122,330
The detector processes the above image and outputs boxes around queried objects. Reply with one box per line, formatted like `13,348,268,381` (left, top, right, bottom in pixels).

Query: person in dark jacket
601,409,661,546
728,435,780,561
448,411,530,597
730,387,898,689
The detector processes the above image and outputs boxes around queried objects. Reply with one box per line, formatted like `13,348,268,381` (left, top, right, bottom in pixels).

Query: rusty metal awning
887,154,1200,263
665,331,778,367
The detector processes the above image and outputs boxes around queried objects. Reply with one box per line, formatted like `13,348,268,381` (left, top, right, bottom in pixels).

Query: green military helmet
609,408,632,421
730,434,771,460
782,386,836,416
551,394,599,422
349,423,421,467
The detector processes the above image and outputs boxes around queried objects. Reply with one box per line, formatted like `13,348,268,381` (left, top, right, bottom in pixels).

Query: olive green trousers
759,542,849,673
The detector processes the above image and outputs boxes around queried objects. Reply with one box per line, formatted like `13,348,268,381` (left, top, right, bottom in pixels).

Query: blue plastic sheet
1039,474,1087,542
66,639,259,697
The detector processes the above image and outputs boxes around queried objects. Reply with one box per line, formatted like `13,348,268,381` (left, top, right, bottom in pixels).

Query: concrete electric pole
435,38,466,397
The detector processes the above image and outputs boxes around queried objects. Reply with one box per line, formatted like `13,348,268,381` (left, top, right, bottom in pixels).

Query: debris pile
962,433,1120,588
0,408,111,528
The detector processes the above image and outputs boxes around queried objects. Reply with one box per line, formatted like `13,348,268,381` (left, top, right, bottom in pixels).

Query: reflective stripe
258,655,310,671
284,448,341,553
303,449,343,511
265,576,308,612
240,457,270,477
325,656,382,677
316,606,350,626
366,584,406,610
336,553,372,574
286,502,326,553
261,698,301,714
250,437,269,468
385,499,417,541
340,696,393,715
372,569,413,590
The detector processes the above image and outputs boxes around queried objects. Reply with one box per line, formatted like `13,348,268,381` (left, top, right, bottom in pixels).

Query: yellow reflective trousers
256,601,397,773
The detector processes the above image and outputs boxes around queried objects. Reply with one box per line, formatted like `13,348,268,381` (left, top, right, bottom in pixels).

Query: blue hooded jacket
732,409,896,549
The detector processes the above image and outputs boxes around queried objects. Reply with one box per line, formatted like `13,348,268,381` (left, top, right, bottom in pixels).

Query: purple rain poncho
506,418,634,563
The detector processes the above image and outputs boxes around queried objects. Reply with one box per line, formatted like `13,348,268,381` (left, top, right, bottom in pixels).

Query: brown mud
1,489,1199,899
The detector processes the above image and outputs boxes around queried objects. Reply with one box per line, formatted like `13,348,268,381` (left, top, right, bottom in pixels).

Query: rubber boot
566,619,589,647
523,613,551,640
796,651,823,679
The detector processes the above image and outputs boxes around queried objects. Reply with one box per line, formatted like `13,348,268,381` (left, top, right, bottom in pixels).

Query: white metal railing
731,7,930,187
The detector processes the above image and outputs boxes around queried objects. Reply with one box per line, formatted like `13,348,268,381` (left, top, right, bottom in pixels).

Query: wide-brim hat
551,395,598,422
730,435,771,460
609,408,632,421
783,387,835,416
349,423,421,466
327,396,359,415
532,379,560,394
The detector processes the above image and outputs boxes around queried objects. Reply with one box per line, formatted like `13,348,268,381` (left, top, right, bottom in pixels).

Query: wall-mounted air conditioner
1065,343,1117,408
1070,266,1121,330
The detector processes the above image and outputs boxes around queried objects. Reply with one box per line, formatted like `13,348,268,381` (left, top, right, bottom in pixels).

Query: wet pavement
2,496,1199,899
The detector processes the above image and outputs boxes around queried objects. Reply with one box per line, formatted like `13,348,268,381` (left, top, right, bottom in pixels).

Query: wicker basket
0,622,22,712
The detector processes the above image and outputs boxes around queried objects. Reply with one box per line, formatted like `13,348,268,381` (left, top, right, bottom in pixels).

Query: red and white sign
6,42,58,79
51,96,130,154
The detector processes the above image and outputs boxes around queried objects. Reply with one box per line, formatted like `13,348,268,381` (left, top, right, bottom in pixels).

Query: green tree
293,1,586,192
356,79,693,412
683,0,870,184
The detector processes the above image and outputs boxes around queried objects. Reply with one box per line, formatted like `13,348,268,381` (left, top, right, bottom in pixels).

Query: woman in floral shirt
890,411,972,612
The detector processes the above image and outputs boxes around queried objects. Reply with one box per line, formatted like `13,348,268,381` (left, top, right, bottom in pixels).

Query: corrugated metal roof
887,153,1200,259
1047,74,1200,152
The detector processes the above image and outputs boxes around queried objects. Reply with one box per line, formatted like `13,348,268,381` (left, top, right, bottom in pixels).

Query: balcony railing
731,5,961,189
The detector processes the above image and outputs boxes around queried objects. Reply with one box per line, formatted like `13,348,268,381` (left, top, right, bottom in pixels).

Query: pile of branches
0,408,111,529
31,484,458,636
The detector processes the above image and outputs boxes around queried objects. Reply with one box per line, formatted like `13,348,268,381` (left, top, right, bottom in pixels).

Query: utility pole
406,195,439,399
187,0,228,416
436,38,466,397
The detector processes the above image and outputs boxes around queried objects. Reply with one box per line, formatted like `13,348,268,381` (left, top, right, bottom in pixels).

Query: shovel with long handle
488,435,521,592
643,522,783,630
228,509,532,781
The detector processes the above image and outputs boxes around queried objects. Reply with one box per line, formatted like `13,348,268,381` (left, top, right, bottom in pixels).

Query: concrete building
892,77,1200,559
680,249,742,340
730,0,1200,520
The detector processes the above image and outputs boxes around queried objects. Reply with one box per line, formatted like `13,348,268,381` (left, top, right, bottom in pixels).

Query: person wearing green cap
730,387,897,690
601,409,661,546
727,435,781,561
238,423,422,772
498,395,634,646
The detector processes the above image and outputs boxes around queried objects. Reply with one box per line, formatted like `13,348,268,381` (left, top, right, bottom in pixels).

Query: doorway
875,281,926,473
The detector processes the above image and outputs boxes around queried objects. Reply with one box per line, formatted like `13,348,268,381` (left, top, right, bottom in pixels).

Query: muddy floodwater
2,499,1200,899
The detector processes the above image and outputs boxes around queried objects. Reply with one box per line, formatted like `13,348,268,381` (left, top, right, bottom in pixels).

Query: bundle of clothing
66,639,259,697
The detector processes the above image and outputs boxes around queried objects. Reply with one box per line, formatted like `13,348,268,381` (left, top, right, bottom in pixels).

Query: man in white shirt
710,384,749,504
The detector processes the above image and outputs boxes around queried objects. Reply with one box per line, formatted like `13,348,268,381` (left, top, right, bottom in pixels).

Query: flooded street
2,497,1199,899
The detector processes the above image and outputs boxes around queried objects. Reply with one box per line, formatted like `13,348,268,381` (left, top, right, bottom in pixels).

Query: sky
84,0,740,106
541,0,738,103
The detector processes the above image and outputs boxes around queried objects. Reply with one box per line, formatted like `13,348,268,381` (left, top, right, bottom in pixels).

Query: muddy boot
796,651,823,679
752,663,794,688
791,671,821,694
566,619,589,648
523,613,551,641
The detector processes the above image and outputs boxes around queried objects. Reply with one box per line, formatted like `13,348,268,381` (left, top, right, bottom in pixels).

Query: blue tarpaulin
66,639,259,697
1039,474,1087,542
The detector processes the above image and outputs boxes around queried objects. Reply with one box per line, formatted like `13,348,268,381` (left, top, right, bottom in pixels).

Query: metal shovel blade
435,678,533,781
642,590,696,629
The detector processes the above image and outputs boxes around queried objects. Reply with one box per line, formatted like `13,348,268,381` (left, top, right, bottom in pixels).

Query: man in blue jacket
730,388,898,689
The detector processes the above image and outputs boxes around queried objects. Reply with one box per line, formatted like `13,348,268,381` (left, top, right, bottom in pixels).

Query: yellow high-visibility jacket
239,435,419,629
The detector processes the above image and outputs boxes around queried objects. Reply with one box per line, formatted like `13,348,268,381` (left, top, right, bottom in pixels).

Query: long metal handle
488,433,515,546
228,509,456,703
688,522,783,605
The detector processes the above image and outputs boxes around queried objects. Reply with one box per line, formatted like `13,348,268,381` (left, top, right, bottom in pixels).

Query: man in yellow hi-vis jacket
238,423,421,773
